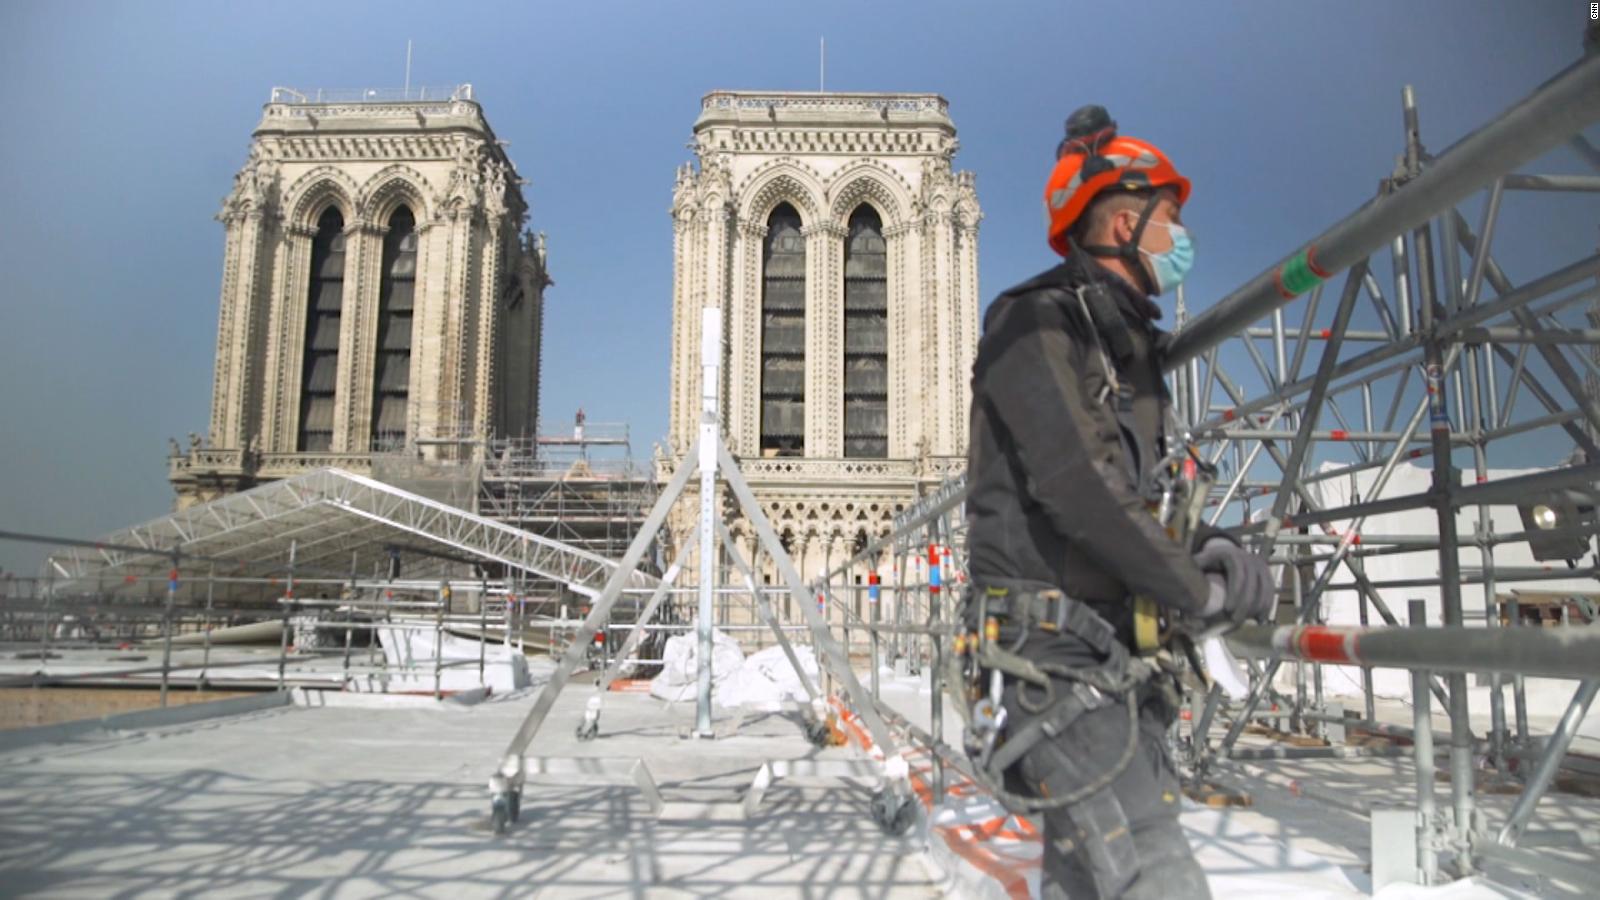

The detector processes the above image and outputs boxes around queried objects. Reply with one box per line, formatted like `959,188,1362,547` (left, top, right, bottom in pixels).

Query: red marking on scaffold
1223,409,1237,422
1330,430,1348,441
1297,627,1355,665
1320,329,1332,339
1409,449,1425,458
123,575,137,584
1306,245,1331,279
1477,476,1487,483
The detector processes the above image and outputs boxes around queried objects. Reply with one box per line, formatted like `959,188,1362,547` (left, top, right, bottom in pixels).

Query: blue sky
0,1,1594,573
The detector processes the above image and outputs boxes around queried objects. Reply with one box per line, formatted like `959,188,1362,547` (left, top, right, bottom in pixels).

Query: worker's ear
1111,208,1138,246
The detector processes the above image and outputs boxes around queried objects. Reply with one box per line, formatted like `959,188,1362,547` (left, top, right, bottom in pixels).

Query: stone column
884,222,913,458
804,223,846,458
406,219,439,447
954,214,981,454
212,208,274,449
668,211,690,454
337,218,385,452
675,208,705,456
261,224,314,452
731,220,766,455
437,209,476,455
924,208,956,456
473,216,505,442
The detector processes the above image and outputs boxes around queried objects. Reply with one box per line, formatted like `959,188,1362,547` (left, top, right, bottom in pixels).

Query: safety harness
957,266,1212,816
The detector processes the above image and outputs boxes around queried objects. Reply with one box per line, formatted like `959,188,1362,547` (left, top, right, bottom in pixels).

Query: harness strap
988,680,1108,774
975,585,1124,659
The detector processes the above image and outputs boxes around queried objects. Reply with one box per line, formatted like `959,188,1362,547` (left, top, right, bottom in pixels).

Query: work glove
1191,536,1276,627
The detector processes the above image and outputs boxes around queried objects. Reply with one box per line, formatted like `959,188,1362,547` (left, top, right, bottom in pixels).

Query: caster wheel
576,720,599,742
507,789,521,823
871,791,917,836
803,719,830,747
491,794,512,836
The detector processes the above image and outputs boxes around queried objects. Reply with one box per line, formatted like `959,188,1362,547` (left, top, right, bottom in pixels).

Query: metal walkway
43,468,659,605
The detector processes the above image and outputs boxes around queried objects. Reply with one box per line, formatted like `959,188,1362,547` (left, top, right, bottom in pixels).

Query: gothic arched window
760,204,806,457
843,206,888,458
371,206,417,447
297,206,345,452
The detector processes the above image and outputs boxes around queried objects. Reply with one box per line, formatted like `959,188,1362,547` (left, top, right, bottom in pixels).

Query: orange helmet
1044,106,1190,258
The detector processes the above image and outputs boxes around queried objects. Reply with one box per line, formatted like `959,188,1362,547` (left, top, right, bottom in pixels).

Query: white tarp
648,625,746,703
369,621,531,695
647,627,821,709
719,644,820,710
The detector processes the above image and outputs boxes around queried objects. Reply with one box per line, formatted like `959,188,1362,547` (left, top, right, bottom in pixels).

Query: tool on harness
966,668,1008,770
1132,433,1217,655
955,585,1157,815
1068,278,1214,659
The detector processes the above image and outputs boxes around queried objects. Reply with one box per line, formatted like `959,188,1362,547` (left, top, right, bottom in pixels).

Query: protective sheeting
648,625,745,703
719,644,820,711
646,629,820,710
371,621,530,694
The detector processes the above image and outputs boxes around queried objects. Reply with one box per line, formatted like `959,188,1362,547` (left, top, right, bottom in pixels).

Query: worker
961,105,1276,898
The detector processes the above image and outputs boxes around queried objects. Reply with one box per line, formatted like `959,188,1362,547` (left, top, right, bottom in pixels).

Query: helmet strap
1077,191,1161,296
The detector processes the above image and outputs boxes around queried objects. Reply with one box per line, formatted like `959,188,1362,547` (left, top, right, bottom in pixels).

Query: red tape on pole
1296,627,1357,665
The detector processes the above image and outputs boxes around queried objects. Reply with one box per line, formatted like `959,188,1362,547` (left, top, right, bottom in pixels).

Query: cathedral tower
172,85,548,506
665,91,981,594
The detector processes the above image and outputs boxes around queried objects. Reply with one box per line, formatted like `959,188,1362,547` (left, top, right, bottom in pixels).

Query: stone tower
663,91,981,598
171,85,548,506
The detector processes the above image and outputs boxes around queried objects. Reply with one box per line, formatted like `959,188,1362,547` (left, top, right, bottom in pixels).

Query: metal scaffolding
477,419,657,565
3,30,1597,897
797,39,1600,892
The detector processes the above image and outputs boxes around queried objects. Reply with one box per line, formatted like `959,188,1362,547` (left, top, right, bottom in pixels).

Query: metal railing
699,91,948,116
1,530,526,705
268,85,474,105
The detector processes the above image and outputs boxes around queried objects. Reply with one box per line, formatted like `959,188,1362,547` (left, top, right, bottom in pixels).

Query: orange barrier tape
829,697,1041,899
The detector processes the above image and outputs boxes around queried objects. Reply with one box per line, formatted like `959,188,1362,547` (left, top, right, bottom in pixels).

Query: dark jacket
965,254,1212,635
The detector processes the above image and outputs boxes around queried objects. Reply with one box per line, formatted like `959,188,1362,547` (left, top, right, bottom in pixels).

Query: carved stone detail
667,90,980,587
178,92,545,505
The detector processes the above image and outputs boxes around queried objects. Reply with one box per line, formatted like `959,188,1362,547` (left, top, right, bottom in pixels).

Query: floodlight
1517,491,1598,562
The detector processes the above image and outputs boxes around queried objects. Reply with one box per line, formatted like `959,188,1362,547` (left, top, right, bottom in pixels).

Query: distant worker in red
961,106,1275,898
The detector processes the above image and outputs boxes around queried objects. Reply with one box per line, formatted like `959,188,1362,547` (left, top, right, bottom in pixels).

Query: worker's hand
1192,537,1276,627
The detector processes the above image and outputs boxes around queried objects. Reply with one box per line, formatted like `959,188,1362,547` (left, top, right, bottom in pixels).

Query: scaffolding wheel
803,718,830,747
870,790,917,836
490,792,513,836
577,696,602,742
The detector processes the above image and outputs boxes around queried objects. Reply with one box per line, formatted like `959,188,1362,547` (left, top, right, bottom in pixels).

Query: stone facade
661,91,980,600
171,86,548,507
